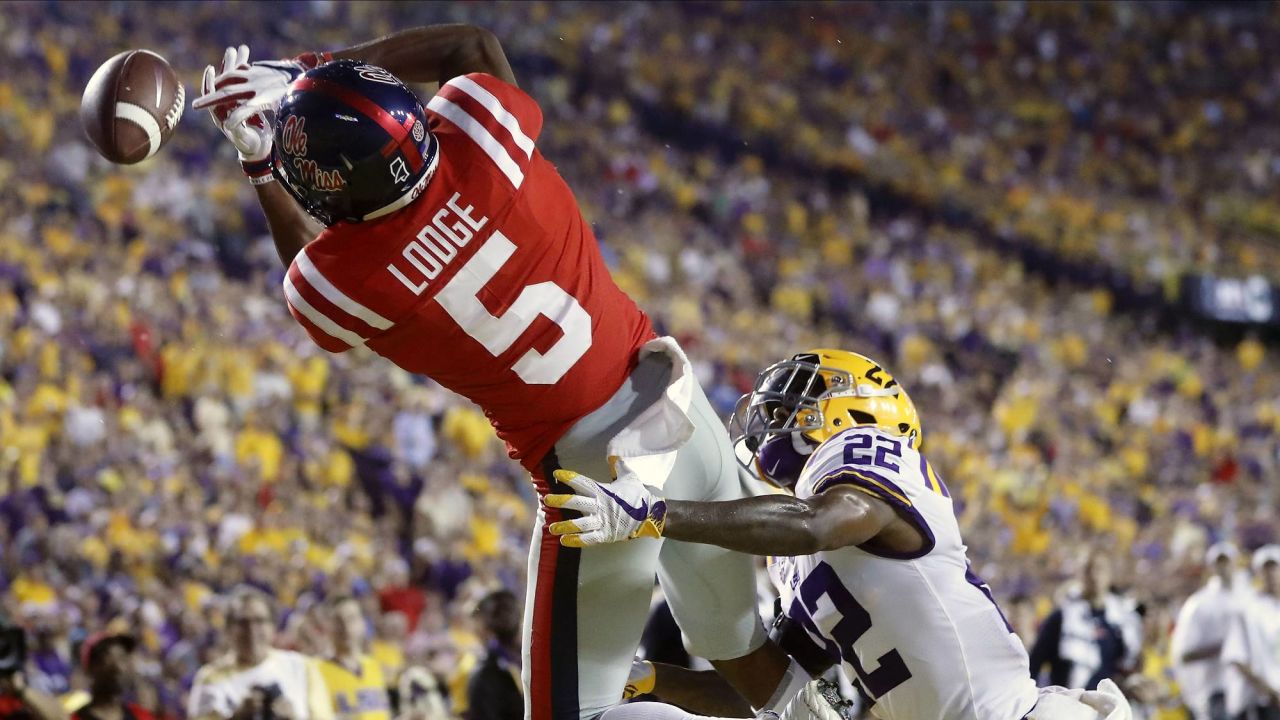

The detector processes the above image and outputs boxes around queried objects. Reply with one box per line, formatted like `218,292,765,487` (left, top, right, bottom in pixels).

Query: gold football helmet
732,349,923,485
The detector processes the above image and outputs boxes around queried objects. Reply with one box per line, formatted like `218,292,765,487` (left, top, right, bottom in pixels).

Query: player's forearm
662,486,891,556
332,25,516,86
664,494,869,556
651,663,753,717
256,180,319,266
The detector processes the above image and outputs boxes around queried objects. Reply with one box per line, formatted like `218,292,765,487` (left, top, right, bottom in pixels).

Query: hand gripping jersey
282,73,654,468
768,427,1039,720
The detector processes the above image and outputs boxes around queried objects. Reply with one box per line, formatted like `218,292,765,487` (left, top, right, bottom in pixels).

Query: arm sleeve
448,72,543,143
426,73,544,190
1028,609,1064,682
283,249,386,354
812,468,935,559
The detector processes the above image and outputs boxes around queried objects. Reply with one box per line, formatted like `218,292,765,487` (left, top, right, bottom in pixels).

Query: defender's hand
544,469,666,547
194,47,327,129
199,46,273,163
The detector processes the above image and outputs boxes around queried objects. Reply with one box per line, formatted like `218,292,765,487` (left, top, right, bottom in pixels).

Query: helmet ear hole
898,422,910,433
848,410,876,426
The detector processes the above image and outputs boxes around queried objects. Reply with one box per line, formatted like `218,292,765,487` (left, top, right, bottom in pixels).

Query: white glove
193,45,315,129
777,680,850,720
198,45,273,163
544,469,666,547
1029,680,1133,720
1079,679,1133,720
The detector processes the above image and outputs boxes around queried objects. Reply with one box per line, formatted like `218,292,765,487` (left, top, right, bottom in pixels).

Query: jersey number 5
436,231,592,385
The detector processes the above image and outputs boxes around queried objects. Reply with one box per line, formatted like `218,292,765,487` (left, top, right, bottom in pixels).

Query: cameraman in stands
188,588,333,720
0,619,68,720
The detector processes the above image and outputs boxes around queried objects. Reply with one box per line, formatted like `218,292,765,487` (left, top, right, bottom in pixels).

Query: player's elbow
458,25,514,85
800,509,852,553
466,25,502,52
807,500,880,553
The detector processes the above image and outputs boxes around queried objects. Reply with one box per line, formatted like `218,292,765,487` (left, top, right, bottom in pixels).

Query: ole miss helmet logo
292,157,346,191
282,115,308,157
280,115,344,191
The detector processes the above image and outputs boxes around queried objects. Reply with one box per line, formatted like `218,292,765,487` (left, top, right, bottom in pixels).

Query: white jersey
768,427,1038,720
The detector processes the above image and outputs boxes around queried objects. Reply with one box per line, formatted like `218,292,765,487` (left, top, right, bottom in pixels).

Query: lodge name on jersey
387,192,489,295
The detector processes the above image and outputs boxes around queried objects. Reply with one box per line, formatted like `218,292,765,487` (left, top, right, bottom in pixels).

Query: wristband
633,499,666,539
295,51,333,70
248,173,276,186
241,157,273,181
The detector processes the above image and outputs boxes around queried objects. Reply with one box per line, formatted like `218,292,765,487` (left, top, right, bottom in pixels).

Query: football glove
545,469,666,548
1029,681,1132,720
621,660,655,700
193,46,330,129
777,680,852,720
1079,679,1133,720
199,45,273,166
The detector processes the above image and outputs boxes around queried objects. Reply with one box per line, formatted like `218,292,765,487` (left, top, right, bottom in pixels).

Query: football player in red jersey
193,27,787,720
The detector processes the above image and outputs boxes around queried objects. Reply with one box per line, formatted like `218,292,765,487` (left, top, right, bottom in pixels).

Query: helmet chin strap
790,431,816,455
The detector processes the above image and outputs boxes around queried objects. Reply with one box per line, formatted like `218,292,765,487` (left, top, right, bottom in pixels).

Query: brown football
80,49,185,165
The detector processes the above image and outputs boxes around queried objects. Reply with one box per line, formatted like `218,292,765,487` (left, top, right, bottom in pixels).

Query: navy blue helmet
272,60,439,226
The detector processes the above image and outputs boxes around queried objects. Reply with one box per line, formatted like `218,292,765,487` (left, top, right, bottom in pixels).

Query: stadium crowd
1,2,1278,720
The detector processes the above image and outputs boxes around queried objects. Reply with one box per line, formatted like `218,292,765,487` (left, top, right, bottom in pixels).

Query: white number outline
435,231,592,385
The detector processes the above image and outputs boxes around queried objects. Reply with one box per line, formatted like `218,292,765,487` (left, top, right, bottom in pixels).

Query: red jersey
283,73,654,468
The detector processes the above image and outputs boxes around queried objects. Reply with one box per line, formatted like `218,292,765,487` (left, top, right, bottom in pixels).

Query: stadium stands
1,3,1277,719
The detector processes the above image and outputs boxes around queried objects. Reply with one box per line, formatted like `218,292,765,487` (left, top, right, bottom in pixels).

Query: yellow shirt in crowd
315,655,391,720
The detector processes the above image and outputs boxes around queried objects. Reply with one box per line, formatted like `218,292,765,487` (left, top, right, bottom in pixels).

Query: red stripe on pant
530,453,581,720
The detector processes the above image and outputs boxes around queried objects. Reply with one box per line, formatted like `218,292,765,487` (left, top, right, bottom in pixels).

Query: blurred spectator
1028,549,1129,690
463,590,520,720
187,589,332,720
26,622,72,699
71,632,151,720
2,3,1280,719
1172,544,1245,720
1223,546,1280,720
393,668,447,720
314,598,390,720
0,615,66,720
0,672,67,720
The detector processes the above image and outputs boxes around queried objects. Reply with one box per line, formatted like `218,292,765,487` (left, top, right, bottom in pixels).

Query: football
80,49,185,164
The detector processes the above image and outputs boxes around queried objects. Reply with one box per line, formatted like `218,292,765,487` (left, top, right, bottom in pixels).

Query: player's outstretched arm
662,486,897,556
255,179,321,266
545,470,898,555
332,24,516,86
195,46,322,266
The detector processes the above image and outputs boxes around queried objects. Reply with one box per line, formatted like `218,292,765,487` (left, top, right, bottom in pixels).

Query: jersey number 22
791,561,913,700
